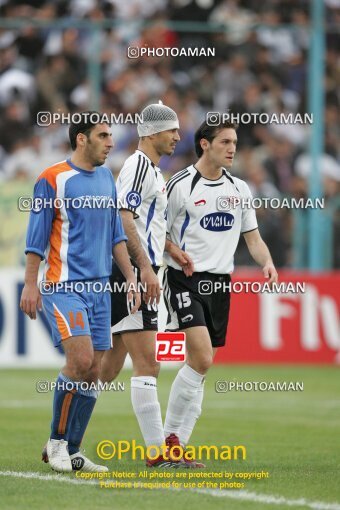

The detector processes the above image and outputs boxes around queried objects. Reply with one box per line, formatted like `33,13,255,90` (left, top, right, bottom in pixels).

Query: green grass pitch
0,365,339,510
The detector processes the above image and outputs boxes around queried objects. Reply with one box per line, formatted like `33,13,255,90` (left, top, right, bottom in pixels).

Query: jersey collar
193,164,226,182
67,158,97,175
135,149,156,168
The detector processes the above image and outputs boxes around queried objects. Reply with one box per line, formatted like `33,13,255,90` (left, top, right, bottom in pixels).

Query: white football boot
46,439,72,472
69,452,109,472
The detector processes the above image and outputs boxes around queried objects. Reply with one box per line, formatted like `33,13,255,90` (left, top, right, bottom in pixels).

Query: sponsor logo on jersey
182,314,193,323
126,191,142,208
200,212,234,231
194,199,206,206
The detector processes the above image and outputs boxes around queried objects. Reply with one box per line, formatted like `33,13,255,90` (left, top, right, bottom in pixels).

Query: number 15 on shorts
155,332,186,362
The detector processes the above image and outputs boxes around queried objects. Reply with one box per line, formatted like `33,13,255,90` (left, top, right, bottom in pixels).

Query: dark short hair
194,119,237,157
69,111,110,150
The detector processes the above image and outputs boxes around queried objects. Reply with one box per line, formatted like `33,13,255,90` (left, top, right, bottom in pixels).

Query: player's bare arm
243,229,278,284
165,238,195,277
120,209,161,305
20,252,42,320
113,240,141,313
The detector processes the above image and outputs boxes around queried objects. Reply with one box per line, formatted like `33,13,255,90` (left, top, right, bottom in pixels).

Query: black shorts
110,263,159,334
163,266,231,347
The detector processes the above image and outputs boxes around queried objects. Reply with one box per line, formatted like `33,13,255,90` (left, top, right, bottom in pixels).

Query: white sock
178,380,205,446
164,364,204,438
131,376,164,455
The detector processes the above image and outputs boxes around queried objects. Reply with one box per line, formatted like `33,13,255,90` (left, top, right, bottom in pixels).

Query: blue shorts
42,278,111,350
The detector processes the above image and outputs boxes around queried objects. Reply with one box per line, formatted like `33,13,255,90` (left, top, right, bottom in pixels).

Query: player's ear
200,138,209,153
77,133,86,147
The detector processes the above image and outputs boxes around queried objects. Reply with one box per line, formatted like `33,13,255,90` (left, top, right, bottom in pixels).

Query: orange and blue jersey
25,159,127,282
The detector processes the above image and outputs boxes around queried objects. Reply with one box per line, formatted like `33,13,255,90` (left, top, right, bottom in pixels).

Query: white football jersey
116,149,167,267
164,165,258,274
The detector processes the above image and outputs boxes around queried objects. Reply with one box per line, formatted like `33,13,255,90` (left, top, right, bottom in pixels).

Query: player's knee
100,353,125,383
69,354,94,380
85,365,100,384
134,359,160,378
111,361,125,380
200,357,213,373
190,355,213,374
100,364,122,384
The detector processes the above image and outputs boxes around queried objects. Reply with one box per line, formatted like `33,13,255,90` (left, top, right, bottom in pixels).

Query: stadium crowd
0,0,339,267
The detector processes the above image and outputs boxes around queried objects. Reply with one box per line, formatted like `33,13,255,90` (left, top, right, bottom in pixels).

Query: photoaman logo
155,332,185,362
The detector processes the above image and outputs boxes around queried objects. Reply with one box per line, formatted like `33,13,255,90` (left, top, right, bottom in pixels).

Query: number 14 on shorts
155,332,186,362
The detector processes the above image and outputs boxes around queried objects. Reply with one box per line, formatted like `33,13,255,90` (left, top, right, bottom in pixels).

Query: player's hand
168,243,194,277
140,266,161,305
20,283,42,320
263,262,278,287
126,276,141,314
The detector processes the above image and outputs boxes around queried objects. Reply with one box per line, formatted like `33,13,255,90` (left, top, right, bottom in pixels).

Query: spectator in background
235,163,287,268
263,136,298,194
15,26,44,73
213,53,255,111
0,100,31,154
209,0,257,46
229,82,266,147
0,37,36,107
294,152,340,200
325,104,340,160
3,133,68,181
0,0,339,267
36,55,79,112
256,9,298,62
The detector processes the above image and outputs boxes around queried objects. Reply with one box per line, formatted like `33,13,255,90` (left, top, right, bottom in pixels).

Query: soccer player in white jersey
163,119,278,464
99,102,187,468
